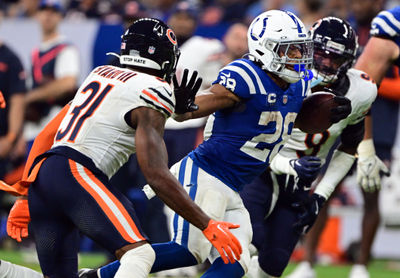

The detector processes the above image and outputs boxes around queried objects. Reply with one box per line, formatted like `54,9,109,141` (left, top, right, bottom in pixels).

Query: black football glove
292,193,326,235
289,156,322,190
173,69,202,114
330,96,351,124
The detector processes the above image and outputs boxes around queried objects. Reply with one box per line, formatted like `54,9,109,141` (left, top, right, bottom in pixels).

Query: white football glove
357,139,390,192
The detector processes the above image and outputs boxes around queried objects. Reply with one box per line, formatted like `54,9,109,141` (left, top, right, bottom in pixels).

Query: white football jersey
52,65,175,178
278,68,377,164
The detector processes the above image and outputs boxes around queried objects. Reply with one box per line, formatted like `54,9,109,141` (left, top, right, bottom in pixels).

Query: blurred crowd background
0,0,400,273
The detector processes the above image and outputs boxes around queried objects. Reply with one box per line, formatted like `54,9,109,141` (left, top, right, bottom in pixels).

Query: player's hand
357,154,390,192
330,96,351,123
202,219,242,264
292,193,326,235
7,198,30,242
289,156,322,190
173,69,202,114
0,90,5,109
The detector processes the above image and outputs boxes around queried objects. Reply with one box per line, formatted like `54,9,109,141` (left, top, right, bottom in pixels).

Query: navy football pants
28,154,145,278
240,171,306,277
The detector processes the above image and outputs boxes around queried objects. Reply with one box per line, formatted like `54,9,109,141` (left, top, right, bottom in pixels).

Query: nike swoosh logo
221,72,231,78
162,87,173,96
217,224,228,236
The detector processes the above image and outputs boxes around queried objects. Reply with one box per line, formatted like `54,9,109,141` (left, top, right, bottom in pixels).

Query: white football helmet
247,10,313,83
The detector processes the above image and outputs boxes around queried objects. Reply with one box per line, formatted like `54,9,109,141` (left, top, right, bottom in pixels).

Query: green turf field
1,249,399,277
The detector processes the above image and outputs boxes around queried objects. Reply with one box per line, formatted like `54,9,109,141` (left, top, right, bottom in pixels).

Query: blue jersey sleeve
212,60,256,98
370,6,400,39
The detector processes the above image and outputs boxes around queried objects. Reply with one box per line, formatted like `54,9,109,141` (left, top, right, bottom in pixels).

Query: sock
99,241,197,277
151,241,198,272
0,260,43,278
99,261,120,278
114,244,155,278
201,257,244,278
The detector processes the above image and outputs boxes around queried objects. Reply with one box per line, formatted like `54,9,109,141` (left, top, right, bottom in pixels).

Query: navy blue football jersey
0,44,26,135
371,6,400,66
189,58,309,191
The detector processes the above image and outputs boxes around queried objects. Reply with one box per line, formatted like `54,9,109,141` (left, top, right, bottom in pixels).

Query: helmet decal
118,18,180,82
250,17,268,41
286,11,303,35
166,29,177,45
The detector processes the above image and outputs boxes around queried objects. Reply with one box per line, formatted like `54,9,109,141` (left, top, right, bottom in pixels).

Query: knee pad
258,248,290,277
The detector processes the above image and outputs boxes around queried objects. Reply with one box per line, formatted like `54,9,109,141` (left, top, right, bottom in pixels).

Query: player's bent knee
115,243,156,278
258,248,290,277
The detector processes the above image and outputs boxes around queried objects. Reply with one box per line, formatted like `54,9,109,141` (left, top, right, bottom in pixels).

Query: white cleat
285,262,316,278
348,264,370,278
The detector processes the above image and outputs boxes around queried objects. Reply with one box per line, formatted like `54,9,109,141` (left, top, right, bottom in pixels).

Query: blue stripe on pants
173,156,188,242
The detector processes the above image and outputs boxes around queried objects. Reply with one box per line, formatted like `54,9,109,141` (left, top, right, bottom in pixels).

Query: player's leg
255,186,308,277
348,189,379,278
153,157,226,271
28,165,81,278
240,171,277,278
65,157,155,278
203,197,253,278
86,156,203,278
33,154,153,278
360,190,380,260
287,184,341,278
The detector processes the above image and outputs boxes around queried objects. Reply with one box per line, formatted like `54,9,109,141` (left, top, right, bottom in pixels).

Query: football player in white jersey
0,18,242,278
242,17,377,278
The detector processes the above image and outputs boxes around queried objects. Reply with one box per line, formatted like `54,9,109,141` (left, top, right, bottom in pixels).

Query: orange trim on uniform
69,160,145,243
0,157,47,196
142,89,173,114
82,167,144,240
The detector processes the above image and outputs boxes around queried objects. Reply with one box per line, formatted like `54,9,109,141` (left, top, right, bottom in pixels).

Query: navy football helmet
310,17,358,85
119,18,180,82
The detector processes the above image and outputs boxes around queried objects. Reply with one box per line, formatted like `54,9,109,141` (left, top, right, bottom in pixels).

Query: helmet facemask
312,40,355,86
270,40,314,83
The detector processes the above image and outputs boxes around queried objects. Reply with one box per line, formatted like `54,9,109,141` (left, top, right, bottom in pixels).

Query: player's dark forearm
147,170,210,231
135,125,210,230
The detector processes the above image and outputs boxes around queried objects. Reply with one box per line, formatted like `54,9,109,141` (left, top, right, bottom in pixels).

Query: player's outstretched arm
133,107,242,264
173,84,240,122
355,37,399,85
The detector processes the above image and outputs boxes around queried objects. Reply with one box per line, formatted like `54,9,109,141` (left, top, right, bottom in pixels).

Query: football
295,91,337,134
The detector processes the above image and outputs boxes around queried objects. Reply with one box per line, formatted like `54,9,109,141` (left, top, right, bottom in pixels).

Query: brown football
295,92,337,134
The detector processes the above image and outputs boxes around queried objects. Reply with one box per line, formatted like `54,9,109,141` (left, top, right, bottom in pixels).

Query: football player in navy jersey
77,10,351,278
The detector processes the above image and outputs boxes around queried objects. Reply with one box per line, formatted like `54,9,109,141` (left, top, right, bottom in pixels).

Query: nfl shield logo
148,46,155,54
283,95,288,104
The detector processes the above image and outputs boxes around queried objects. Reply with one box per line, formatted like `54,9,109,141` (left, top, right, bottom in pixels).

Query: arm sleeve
314,150,356,199
377,67,400,100
138,85,175,118
54,46,80,79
